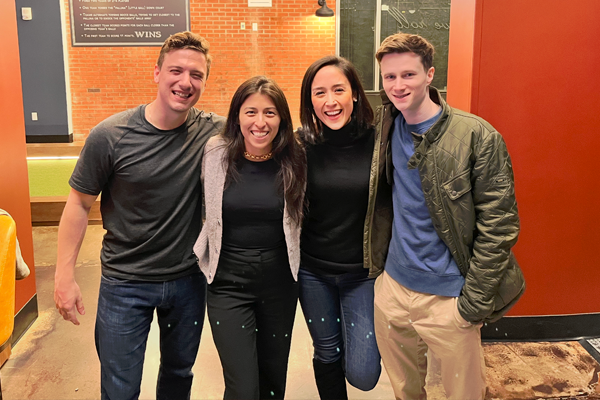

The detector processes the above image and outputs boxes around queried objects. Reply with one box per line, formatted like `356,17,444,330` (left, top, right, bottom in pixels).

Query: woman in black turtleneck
298,56,383,399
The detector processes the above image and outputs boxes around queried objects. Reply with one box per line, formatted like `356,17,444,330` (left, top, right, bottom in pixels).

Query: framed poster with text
70,0,189,46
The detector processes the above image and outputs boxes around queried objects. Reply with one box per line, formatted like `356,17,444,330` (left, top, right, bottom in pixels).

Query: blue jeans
95,272,207,400
298,268,381,391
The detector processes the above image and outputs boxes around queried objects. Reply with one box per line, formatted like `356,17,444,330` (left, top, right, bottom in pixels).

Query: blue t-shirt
385,109,465,297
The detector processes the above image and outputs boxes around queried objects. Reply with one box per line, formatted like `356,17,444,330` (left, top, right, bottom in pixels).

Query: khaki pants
374,271,486,400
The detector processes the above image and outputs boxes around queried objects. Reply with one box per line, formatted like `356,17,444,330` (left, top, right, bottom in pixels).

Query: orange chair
0,214,16,398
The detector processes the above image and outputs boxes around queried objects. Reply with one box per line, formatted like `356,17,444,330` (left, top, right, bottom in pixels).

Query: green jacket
374,86,525,323
363,112,393,279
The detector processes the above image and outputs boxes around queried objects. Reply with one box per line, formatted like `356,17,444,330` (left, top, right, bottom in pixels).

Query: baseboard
0,343,11,367
12,294,38,346
26,133,73,143
482,313,600,342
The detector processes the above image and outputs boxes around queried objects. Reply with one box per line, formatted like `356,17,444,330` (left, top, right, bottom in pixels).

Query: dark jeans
208,244,298,400
298,268,381,391
95,272,206,400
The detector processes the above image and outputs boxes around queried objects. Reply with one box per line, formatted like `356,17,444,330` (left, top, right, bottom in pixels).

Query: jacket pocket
441,170,475,262
487,252,526,322
443,169,471,200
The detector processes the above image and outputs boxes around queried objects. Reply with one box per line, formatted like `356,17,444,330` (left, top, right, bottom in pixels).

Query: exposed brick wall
63,0,336,141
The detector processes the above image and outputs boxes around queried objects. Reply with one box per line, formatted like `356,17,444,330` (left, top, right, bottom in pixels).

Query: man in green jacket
373,32,524,400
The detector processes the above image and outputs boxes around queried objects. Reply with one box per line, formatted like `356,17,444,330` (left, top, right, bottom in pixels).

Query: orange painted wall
446,0,478,112
448,0,600,316
0,1,37,313
62,0,337,141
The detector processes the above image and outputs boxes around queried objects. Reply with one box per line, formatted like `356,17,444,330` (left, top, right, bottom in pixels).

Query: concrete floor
1,226,599,399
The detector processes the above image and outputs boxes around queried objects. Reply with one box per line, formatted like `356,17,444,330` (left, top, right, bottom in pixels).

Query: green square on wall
28,159,77,197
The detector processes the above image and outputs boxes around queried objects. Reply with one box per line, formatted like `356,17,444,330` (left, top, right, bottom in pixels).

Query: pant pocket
452,297,474,328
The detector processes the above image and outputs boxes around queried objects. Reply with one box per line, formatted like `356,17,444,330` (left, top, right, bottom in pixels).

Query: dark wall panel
16,0,71,143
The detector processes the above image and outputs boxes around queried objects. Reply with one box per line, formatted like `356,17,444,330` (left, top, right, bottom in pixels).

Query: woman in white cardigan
193,76,306,400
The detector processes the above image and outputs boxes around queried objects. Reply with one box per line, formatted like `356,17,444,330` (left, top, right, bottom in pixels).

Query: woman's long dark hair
299,55,374,144
222,76,306,225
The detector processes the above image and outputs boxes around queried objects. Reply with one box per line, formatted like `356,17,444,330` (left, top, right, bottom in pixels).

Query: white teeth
252,131,268,138
325,110,342,117
173,91,191,98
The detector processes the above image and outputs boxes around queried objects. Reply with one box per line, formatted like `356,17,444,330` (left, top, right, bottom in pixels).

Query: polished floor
1,226,599,399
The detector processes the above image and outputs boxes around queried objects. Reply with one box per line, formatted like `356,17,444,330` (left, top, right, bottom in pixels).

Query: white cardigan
193,135,301,284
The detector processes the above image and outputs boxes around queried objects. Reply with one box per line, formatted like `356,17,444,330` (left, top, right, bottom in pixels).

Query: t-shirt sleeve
69,125,114,196
213,114,226,132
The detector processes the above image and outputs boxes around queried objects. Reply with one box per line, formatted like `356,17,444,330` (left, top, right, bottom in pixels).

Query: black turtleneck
301,120,375,274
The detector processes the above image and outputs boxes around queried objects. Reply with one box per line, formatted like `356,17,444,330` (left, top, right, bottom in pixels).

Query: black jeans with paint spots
207,244,298,400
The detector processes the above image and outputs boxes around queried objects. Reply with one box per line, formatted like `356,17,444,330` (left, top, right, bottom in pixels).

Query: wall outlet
31,112,38,121
252,23,258,31
241,22,246,29
22,7,32,21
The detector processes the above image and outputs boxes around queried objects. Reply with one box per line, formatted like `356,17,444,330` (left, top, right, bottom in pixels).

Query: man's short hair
157,31,212,77
375,32,435,71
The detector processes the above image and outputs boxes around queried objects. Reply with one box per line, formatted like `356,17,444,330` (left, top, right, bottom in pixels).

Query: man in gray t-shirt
54,31,225,399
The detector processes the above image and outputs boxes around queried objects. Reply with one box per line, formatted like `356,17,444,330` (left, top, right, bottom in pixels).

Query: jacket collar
380,86,452,142
379,89,397,117
423,86,452,145
380,86,453,169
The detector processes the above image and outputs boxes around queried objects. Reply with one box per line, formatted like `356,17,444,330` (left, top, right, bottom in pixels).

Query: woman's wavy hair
222,76,306,224
299,56,374,144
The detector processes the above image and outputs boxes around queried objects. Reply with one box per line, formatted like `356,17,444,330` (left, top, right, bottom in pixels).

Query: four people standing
54,28,523,400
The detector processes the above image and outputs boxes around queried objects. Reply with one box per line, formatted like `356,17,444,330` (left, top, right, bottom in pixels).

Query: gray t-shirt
70,105,225,281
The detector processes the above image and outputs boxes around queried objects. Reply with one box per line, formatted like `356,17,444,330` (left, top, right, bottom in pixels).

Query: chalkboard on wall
70,0,189,46
340,0,377,91
380,0,451,91
339,0,451,92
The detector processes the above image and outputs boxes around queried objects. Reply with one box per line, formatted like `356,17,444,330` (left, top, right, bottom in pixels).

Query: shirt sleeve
69,124,115,196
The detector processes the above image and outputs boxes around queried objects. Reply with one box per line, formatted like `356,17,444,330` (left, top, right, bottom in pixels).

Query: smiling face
380,52,435,123
311,65,355,131
239,92,281,156
153,48,208,120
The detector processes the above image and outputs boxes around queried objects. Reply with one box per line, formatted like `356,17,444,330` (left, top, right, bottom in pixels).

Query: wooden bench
30,196,101,226
26,142,84,158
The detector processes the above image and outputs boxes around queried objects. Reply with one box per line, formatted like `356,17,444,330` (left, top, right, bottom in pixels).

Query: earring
353,98,357,102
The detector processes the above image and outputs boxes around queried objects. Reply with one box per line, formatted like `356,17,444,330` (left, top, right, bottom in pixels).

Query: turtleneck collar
321,118,358,147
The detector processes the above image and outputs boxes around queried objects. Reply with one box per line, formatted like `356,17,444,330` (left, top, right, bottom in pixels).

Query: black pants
208,244,299,400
